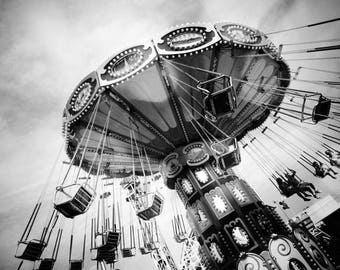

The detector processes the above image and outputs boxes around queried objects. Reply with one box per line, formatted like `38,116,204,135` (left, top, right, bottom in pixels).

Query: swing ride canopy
15,17,340,270
62,22,290,178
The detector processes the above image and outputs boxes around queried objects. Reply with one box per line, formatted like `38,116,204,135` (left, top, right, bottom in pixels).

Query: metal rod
20,202,41,242
265,17,340,35
17,261,23,270
82,233,86,261
69,234,73,262
41,210,56,243
54,229,63,260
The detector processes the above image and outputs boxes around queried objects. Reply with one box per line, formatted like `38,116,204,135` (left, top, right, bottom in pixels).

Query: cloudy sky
0,0,339,269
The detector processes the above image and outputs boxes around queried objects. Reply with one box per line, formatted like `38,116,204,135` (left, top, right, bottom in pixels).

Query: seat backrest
211,138,240,170
54,184,94,218
38,258,55,270
198,75,236,119
312,95,331,123
16,240,46,261
105,231,120,248
69,260,83,270
140,247,151,254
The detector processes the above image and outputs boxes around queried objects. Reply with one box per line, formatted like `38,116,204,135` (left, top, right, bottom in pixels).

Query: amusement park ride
15,18,340,270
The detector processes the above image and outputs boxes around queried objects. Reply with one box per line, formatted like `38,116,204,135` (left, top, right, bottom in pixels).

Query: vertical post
91,218,94,249
69,233,73,262
121,226,125,249
20,202,41,242
99,261,107,270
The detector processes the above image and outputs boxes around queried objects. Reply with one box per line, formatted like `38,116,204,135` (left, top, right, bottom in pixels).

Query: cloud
0,0,207,137
0,0,339,269
0,1,208,268
258,0,298,32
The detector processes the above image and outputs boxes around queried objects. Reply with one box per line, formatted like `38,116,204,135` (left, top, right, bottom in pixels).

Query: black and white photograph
0,0,340,269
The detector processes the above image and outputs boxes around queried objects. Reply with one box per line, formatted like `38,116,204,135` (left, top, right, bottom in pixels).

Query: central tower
161,141,336,270
161,140,287,269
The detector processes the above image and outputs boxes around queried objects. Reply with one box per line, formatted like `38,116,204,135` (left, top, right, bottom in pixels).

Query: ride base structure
161,141,336,270
15,21,339,270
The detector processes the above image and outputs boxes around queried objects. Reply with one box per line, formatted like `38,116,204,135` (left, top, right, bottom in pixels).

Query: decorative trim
225,181,252,206
97,42,157,87
268,235,313,270
293,228,335,270
155,23,221,58
64,71,100,122
215,22,270,50
236,253,269,270
192,167,213,188
204,186,233,219
188,200,212,233
183,142,210,166
167,29,207,51
224,218,256,251
205,234,225,265
161,152,182,179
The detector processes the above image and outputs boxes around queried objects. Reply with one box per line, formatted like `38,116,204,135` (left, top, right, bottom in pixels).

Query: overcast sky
0,0,339,269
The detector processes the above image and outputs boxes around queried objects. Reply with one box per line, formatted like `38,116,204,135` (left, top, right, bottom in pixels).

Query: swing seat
105,231,120,249
99,248,116,264
312,95,331,123
121,247,136,258
54,184,94,218
146,242,158,250
140,247,151,255
69,260,83,270
95,231,120,250
210,137,241,171
15,239,46,261
174,234,187,243
197,75,237,121
136,192,164,221
92,230,120,263
37,258,55,270
90,246,116,263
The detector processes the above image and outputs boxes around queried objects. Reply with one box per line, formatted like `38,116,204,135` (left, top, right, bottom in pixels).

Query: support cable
240,140,281,191
61,97,101,186
265,18,340,35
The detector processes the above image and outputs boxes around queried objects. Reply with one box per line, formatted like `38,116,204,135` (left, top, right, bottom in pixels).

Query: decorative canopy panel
62,22,290,177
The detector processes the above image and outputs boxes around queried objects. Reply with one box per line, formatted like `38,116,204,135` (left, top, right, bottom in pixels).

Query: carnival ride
15,18,340,270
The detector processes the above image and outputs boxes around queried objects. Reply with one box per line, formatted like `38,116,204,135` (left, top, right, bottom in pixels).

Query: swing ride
15,18,340,270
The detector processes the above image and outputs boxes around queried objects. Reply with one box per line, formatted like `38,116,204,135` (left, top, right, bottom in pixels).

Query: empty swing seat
69,260,83,270
37,258,55,270
54,184,94,218
91,246,117,264
105,231,120,249
122,247,136,258
312,95,331,123
145,242,158,250
15,239,46,261
136,192,164,221
140,246,151,255
210,137,241,171
95,230,120,250
197,75,237,121
174,234,187,243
